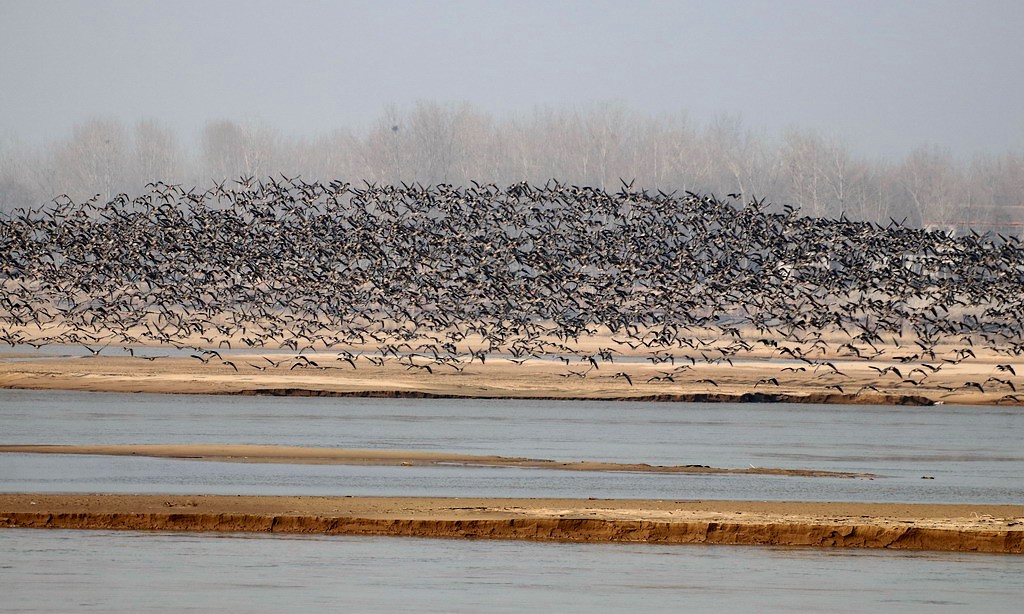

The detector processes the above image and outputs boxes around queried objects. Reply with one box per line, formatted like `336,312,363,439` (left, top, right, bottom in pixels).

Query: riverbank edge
2,496,1021,553
6,511,1018,553
234,388,938,405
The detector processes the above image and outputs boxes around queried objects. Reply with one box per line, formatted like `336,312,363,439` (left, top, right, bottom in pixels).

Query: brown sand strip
1,495,1021,553
0,444,877,478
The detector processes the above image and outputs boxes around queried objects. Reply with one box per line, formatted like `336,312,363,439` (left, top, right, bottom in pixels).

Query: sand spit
1,495,1021,553
0,444,877,478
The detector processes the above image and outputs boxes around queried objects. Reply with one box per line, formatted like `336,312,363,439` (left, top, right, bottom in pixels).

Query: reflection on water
2,529,1022,614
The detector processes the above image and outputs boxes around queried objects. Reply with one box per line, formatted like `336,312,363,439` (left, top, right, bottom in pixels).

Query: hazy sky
2,0,1022,159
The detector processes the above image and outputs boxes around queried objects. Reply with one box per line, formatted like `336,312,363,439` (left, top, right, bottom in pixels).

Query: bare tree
967,152,1024,234
4,103,1022,234
362,105,406,183
0,134,39,212
131,120,184,188
898,145,963,230
201,119,280,181
50,118,130,201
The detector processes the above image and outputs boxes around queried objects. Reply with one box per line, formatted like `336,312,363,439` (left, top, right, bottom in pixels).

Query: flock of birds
2,177,1024,401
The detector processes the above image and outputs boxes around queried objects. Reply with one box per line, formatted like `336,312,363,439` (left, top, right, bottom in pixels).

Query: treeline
1,101,1021,232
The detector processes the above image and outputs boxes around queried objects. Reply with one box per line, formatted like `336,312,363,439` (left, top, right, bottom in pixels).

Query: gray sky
2,0,1022,159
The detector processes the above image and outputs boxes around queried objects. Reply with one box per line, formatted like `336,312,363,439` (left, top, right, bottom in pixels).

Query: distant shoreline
2,494,1021,554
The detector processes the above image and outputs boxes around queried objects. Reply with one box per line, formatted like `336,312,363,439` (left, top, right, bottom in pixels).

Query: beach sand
1,345,1016,405
1,494,1021,553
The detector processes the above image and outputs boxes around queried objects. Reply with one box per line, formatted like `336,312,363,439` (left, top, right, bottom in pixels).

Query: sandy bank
6,350,1014,405
0,444,876,478
1,494,1021,553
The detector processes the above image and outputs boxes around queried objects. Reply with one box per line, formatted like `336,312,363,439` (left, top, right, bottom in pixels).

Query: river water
2,529,1022,613
1,389,1022,503
2,389,1022,611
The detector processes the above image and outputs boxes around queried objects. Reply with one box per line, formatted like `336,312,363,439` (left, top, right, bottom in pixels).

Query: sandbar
1,494,1021,553
4,348,1017,405
0,444,877,478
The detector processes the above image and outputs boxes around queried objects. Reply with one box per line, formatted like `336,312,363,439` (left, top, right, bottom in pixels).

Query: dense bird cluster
2,177,1024,396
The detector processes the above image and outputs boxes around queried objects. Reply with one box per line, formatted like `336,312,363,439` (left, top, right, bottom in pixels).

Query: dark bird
996,364,1017,376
